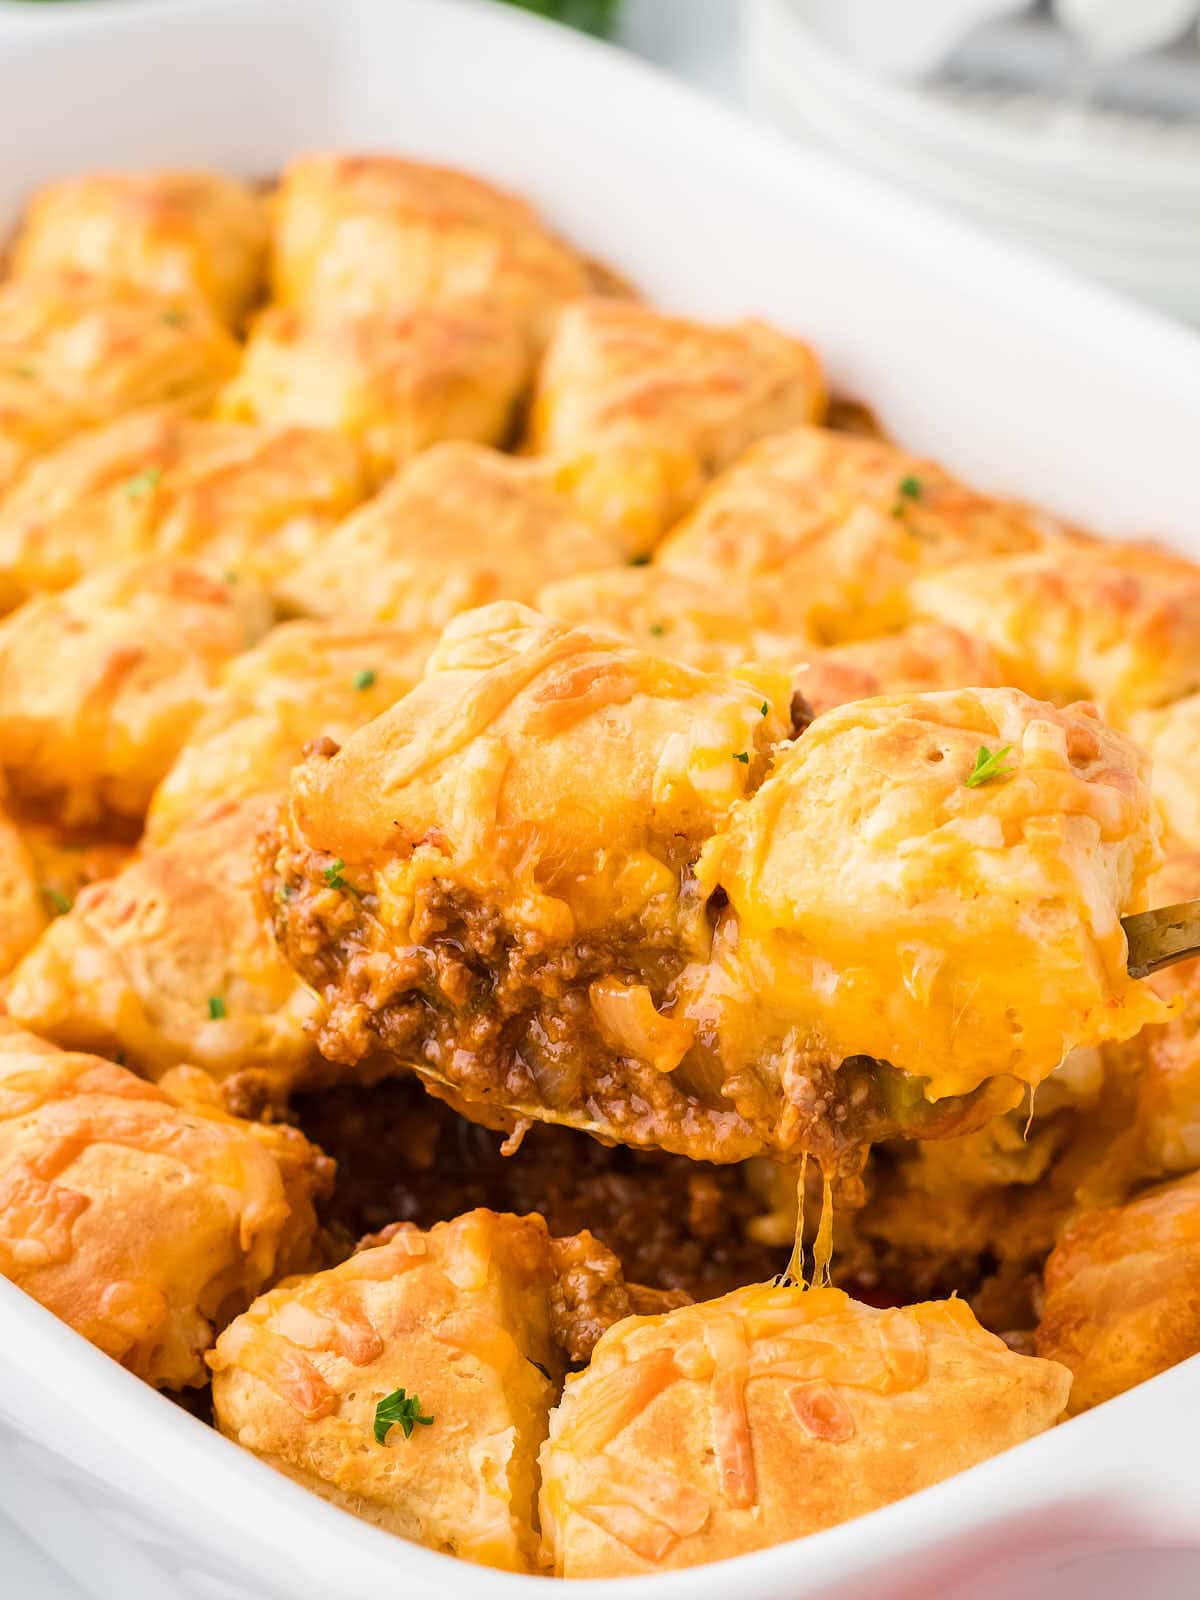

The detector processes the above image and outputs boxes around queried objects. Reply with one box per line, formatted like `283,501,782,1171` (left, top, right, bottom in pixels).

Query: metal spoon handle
1123,898,1200,980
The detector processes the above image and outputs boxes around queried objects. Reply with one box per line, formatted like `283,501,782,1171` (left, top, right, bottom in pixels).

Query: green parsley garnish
732,750,750,764
892,473,923,516
629,552,651,567
207,995,227,1020
161,309,188,326
124,466,163,501
760,702,769,717
965,744,1015,789
648,623,665,638
9,364,35,380
223,569,238,584
321,857,355,896
374,1387,434,1444
353,668,377,691
41,886,72,916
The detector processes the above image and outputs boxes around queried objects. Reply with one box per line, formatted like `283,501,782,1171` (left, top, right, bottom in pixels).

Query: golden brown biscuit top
12,168,268,325
689,687,1165,1102
541,1280,1070,1573
284,601,789,933
277,441,621,630
0,407,367,608
911,537,1200,719
271,151,590,338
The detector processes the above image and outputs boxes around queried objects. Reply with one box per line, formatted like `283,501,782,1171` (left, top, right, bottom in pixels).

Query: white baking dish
1,2,1199,1595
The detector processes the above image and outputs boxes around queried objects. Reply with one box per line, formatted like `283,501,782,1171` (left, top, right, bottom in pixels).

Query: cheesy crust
540,1282,1070,1577
0,271,239,492
0,789,46,977
266,602,791,1162
525,300,826,555
0,560,271,829
1129,692,1200,852
0,1024,330,1388
270,152,590,348
537,565,1000,703
0,407,367,612
4,797,322,1104
211,1211,565,1571
911,538,1200,720
656,424,1046,642
217,302,530,486
277,442,621,629
144,620,435,846
12,168,268,326
691,688,1165,1112
1036,1170,1200,1414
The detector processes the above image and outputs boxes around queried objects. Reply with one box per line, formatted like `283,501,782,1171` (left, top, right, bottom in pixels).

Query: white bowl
1,3,1200,1597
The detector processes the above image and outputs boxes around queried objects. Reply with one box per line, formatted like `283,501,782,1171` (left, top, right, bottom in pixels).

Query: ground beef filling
267,825,1011,1169
295,1077,789,1303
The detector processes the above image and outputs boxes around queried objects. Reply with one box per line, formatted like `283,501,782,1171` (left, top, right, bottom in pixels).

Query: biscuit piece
535,566,810,676
145,621,434,845
5,797,321,1102
0,791,45,977
538,565,1000,699
540,1283,1070,1576
657,425,1045,643
12,169,268,326
0,271,239,492
0,561,271,829
1077,853,1200,1200
526,301,826,555
211,1211,564,1571
0,1027,330,1388
271,152,590,347
911,539,1200,720
218,303,529,486
266,602,790,1163
1129,693,1200,851
690,688,1165,1126
0,408,367,613
277,442,621,628
1036,1170,1200,1414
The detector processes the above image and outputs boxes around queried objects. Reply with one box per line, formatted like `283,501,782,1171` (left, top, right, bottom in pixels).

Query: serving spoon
1123,899,1200,980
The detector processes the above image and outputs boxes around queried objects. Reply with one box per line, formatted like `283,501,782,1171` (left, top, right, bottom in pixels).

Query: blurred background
5,0,1198,317
520,0,1200,323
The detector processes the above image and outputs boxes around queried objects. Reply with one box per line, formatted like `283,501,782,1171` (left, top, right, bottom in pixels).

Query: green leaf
732,750,750,764
891,473,923,516
40,886,72,916
323,858,348,890
374,1387,434,1444
207,995,227,1020
965,744,1015,789
124,466,163,501
498,0,621,39
353,668,377,691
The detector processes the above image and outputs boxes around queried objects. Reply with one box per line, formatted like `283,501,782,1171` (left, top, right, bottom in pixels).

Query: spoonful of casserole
263,603,1169,1173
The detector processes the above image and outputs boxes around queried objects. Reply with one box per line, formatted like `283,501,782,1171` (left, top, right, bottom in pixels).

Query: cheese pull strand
782,1158,835,1290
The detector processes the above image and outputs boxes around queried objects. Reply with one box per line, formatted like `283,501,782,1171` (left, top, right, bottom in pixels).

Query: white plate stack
745,0,1200,323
